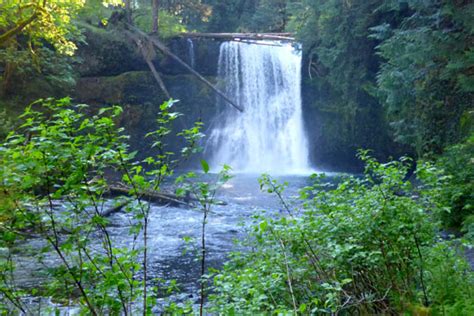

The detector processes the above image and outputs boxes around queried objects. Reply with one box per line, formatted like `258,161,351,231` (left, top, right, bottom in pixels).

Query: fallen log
100,200,131,217
238,40,289,47
108,185,191,208
102,183,227,216
179,32,295,42
132,36,171,99
126,26,244,112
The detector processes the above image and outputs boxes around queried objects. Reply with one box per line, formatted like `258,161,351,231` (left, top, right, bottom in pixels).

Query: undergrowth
209,151,474,315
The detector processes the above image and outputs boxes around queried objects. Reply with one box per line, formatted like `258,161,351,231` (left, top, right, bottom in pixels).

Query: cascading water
207,41,311,174
187,38,195,69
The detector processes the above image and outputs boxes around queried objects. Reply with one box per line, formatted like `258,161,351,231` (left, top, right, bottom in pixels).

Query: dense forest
0,0,473,314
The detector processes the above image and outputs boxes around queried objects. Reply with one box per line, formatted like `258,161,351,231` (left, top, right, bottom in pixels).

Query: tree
204,0,256,32
124,0,132,23
0,0,122,95
248,0,289,32
152,0,160,33
0,0,121,54
374,0,474,156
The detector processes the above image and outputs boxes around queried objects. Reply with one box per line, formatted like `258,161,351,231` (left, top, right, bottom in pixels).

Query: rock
75,24,222,78
74,71,167,105
75,24,147,77
301,74,411,172
73,71,218,163
159,38,221,76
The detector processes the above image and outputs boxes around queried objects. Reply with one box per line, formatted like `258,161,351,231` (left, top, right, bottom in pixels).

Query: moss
74,24,147,77
74,71,217,107
73,70,218,160
74,71,163,104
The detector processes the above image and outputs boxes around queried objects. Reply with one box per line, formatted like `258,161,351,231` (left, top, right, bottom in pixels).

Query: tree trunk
178,32,295,41
107,185,192,207
124,0,132,24
131,36,170,98
152,0,159,34
1,42,18,97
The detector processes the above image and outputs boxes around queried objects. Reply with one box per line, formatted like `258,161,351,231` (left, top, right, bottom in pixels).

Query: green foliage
0,46,76,95
1,0,81,55
203,0,289,32
0,108,14,140
174,163,232,314
418,133,474,233
0,0,122,54
210,152,473,314
203,0,255,32
132,0,213,36
0,0,120,99
78,0,118,27
288,0,383,95
287,0,473,160
425,242,474,315
159,0,212,31
374,0,474,155
243,0,289,32
135,9,187,38
0,97,204,313
0,97,140,313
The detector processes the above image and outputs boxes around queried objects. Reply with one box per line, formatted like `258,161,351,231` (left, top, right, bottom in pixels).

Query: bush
0,97,203,313
0,108,14,141
210,151,473,314
426,242,474,315
418,134,474,234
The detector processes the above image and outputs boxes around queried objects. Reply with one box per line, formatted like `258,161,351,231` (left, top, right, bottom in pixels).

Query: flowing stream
207,41,311,174
11,174,326,314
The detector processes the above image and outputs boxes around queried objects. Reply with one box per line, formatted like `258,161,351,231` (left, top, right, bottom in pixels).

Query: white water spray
207,41,311,174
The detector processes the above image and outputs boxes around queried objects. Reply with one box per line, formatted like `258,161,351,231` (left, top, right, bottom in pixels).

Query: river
9,171,339,314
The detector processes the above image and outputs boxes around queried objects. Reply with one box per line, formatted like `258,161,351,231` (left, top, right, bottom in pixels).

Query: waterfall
207,41,311,174
187,38,195,69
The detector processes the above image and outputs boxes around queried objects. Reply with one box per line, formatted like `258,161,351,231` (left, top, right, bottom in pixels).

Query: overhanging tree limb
0,12,39,46
128,26,244,112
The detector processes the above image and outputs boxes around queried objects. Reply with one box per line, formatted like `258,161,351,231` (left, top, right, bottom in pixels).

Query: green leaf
200,159,210,174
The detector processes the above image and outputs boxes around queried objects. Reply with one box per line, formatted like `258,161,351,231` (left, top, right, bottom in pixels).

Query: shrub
210,151,473,314
0,97,203,313
420,134,474,233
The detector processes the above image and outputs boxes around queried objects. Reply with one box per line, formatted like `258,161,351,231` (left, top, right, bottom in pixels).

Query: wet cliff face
160,38,222,76
73,26,404,172
75,71,217,158
73,27,221,165
300,55,409,172
301,79,396,172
